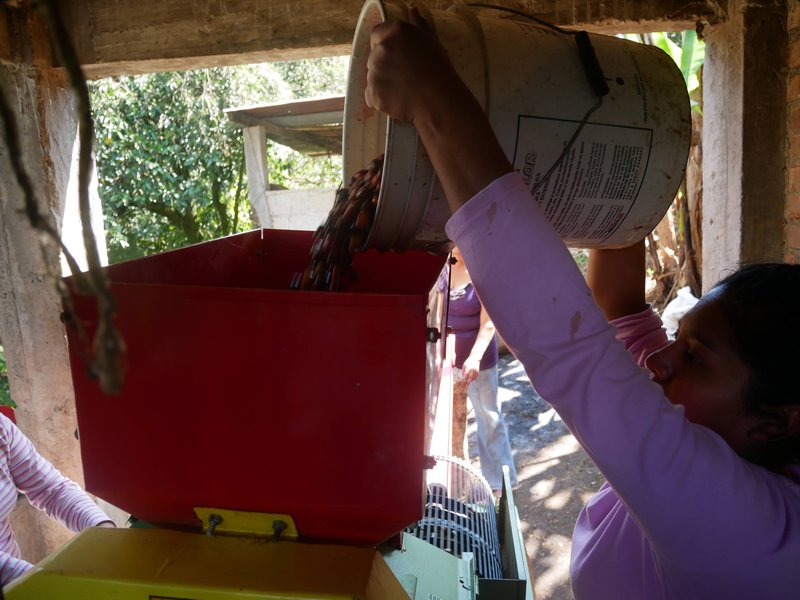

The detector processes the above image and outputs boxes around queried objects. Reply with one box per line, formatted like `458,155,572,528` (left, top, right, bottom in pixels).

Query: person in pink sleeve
0,413,114,587
364,9,800,599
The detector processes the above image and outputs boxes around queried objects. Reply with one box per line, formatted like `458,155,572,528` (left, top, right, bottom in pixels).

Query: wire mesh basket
406,455,503,579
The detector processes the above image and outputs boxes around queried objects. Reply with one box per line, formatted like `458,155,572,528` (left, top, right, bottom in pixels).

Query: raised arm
586,241,647,322
0,549,33,586
2,417,114,531
365,8,511,211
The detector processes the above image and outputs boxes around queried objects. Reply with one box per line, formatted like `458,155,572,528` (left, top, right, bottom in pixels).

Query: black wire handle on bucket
466,3,610,192
466,3,610,97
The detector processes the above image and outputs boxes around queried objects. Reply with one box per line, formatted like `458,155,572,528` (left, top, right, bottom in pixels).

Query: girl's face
644,290,758,454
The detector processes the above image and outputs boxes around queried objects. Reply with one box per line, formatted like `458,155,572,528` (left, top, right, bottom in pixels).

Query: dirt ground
465,352,603,600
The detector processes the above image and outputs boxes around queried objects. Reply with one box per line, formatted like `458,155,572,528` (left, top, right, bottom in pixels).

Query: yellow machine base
4,527,409,600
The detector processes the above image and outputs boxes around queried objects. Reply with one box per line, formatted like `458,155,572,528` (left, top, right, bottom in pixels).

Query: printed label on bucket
513,115,653,244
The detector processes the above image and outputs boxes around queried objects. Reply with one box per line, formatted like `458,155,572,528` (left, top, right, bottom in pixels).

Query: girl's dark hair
714,262,800,466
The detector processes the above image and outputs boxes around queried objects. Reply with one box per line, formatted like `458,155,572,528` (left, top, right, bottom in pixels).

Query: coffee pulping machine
5,0,695,592
5,228,533,599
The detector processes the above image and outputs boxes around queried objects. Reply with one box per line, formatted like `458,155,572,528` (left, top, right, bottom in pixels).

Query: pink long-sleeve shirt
446,172,800,599
0,415,112,586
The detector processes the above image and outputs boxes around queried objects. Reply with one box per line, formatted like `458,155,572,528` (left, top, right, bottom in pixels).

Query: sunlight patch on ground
528,406,563,433
497,387,520,403
527,531,573,600
544,489,573,511
580,486,601,504
499,360,526,377
530,476,555,498
515,432,579,479
518,457,559,479
537,430,579,459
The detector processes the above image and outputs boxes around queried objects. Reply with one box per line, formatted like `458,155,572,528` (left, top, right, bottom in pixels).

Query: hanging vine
0,0,125,394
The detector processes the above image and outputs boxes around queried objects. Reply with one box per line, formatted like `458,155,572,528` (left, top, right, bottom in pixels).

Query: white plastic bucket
343,0,691,252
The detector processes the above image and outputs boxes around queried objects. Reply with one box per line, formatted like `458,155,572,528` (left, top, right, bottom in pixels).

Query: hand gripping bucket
343,0,692,252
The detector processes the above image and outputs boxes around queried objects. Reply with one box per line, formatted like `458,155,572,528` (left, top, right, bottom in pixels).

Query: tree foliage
90,57,348,263
623,31,706,305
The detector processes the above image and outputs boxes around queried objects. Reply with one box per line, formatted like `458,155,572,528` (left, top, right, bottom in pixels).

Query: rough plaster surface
702,0,788,289
266,188,337,231
703,11,745,289
0,64,86,563
58,0,723,78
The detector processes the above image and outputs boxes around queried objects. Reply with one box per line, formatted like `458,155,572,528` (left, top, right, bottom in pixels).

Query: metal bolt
207,513,223,538
272,519,288,542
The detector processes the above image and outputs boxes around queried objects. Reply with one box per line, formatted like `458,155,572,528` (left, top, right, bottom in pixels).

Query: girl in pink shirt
365,9,800,598
0,414,113,586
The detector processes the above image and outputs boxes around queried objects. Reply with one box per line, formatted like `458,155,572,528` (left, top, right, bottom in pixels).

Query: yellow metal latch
194,507,299,540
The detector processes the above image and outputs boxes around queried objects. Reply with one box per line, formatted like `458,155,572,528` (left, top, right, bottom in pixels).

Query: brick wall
788,4,800,263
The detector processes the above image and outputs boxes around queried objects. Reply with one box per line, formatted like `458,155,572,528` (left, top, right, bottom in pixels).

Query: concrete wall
58,137,108,273
788,3,800,264
265,188,336,232
702,0,789,289
0,4,122,564
0,62,89,562
57,0,720,79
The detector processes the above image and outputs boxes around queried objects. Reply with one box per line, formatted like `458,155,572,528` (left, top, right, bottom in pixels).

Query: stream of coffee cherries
291,155,384,292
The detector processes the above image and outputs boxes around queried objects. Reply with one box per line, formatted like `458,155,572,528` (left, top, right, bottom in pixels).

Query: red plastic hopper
65,229,447,545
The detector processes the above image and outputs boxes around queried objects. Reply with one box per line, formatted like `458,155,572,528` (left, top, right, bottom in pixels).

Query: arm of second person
586,240,647,321
2,418,114,531
463,304,496,382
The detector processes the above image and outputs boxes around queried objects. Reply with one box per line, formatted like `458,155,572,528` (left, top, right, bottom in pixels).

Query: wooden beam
226,97,345,155
59,0,728,79
235,113,342,154
62,0,363,79
227,96,345,124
